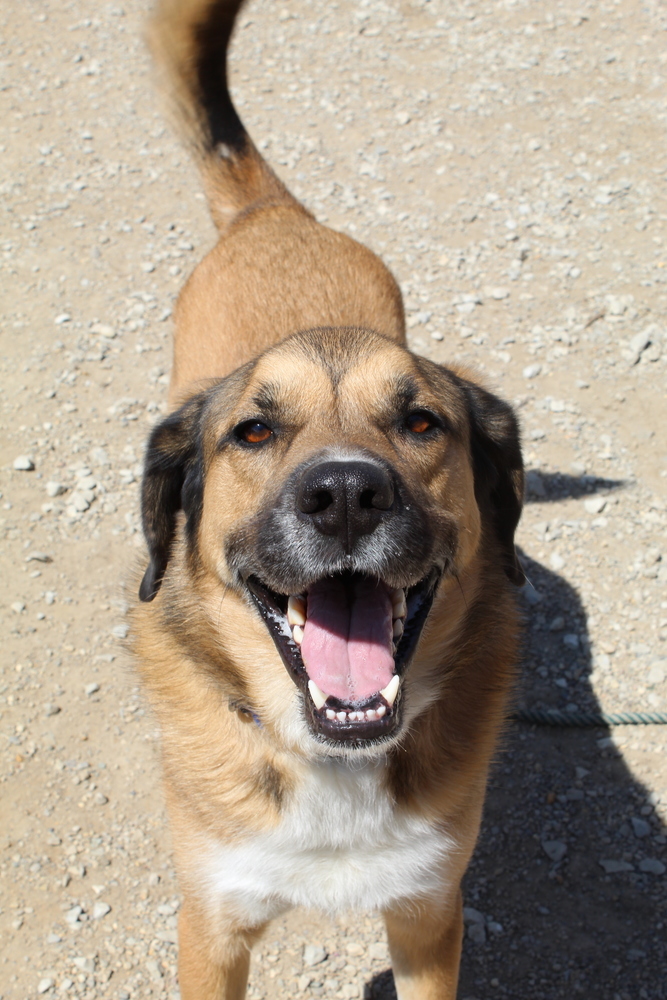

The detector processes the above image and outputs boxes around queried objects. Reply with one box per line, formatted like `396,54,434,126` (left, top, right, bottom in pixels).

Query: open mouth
246,568,440,744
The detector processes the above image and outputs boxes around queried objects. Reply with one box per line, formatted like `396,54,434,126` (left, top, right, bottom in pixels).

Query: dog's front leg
177,900,265,1000
384,891,464,1000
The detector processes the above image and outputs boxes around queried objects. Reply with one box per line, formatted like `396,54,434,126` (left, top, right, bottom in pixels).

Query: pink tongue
300,577,395,703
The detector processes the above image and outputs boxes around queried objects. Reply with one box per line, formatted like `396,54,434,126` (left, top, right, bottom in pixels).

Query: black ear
138,393,208,602
461,380,525,586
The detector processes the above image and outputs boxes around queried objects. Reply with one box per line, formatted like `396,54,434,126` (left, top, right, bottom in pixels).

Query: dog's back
150,0,406,402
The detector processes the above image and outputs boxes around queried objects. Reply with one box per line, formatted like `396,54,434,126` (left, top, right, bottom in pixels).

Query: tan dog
132,2,525,998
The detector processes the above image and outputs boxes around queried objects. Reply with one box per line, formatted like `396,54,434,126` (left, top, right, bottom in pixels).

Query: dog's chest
198,761,453,922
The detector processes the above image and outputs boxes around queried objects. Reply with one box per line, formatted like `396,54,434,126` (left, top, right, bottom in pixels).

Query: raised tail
149,0,295,229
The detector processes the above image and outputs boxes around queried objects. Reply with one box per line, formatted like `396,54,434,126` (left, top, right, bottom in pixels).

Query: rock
69,492,91,512
467,922,486,944
549,552,565,571
90,323,115,339
563,633,579,649
599,859,635,874
65,905,83,925
369,942,388,961
37,978,54,994
550,615,565,630
92,901,111,919
638,858,665,875
463,907,485,925
525,470,546,497
485,286,510,300
523,363,542,379
46,481,67,497
346,942,364,957
44,703,61,717
146,959,163,982
631,817,651,838
73,956,96,974
297,974,313,992
85,682,100,696
583,496,606,515
13,455,35,471
648,660,666,686
303,944,327,967
542,840,567,863
11,601,26,613
25,551,53,563
112,623,129,639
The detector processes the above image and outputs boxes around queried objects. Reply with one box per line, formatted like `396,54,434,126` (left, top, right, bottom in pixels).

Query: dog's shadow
365,473,666,999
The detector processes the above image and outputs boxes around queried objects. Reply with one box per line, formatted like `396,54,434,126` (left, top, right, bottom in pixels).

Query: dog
131,1,525,997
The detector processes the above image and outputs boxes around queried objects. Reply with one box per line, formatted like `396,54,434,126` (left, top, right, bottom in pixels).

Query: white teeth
380,674,400,707
292,625,304,645
392,594,407,619
287,595,306,626
325,709,336,721
322,706,387,723
308,680,327,710
376,704,387,718
336,711,347,723
366,709,378,721
392,618,404,639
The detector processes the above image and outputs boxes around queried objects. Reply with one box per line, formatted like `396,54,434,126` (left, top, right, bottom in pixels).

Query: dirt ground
1,0,667,998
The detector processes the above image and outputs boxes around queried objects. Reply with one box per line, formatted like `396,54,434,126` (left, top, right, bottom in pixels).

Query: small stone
297,974,312,992
346,942,364,957
26,552,53,566
73,956,96,974
69,492,91,512
549,552,565,571
631,817,651,838
563,633,579,649
638,858,665,875
37,978,54,994
141,261,155,273
13,455,35,471
11,601,26,614
90,323,115,339
488,286,510,300
112,623,129,639
65,905,83,925
463,907,485,925
44,703,61,717
549,616,564,631
467,922,486,944
542,840,567,863
369,942,389,961
395,110,410,125
54,313,71,325
583,496,606,515
46,481,67,497
303,944,327,967
92,901,111,919
146,959,163,982
599,859,635,874
85,682,100,696
523,363,542,379
647,661,666,686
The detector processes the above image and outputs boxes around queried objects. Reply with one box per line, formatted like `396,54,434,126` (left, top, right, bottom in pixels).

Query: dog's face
139,328,523,754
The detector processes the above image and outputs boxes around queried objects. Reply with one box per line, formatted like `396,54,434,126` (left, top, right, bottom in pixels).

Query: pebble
25,551,53,563
638,858,665,875
13,455,35,471
542,840,567,863
583,496,607,515
112,623,130,639
44,703,61,717
46,481,67,497
85,682,100,696
65,905,83,926
37,978,54,994
11,601,26,613
599,859,635,874
92,901,111,919
522,364,542,379
303,944,327,967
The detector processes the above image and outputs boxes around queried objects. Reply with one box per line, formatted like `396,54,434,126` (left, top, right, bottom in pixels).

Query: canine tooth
392,618,404,639
292,625,304,645
366,709,378,721
376,705,387,718
326,709,336,721
336,711,347,723
380,674,400,707
308,680,327,710
392,595,407,619
287,595,306,626
390,587,404,603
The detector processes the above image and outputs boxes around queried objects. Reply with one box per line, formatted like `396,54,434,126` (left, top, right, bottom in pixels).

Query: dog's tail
149,0,295,230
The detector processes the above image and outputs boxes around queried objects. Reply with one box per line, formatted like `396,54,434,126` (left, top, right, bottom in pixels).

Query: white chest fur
197,760,455,925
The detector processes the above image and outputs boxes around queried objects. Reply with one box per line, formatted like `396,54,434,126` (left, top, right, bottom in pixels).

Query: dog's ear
461,379,525,585
138,393,209,602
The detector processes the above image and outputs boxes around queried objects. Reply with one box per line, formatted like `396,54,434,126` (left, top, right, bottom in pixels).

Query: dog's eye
236,421,273,445
405,411,438,435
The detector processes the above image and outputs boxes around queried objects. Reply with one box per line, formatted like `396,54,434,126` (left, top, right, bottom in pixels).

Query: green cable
513,708,667,727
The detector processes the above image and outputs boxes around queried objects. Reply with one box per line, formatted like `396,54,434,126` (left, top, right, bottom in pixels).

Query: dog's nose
297,460,395,552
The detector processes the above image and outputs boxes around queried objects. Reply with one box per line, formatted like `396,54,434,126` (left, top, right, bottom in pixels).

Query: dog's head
138,328,523,755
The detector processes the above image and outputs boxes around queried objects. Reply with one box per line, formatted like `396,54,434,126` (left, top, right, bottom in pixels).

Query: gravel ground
1,0,666,997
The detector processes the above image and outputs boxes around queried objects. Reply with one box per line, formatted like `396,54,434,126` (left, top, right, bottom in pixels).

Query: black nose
296,460,395,553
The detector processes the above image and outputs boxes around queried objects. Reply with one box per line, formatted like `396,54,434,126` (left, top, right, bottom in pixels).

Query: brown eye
238,421,273,445
406,411,436,435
